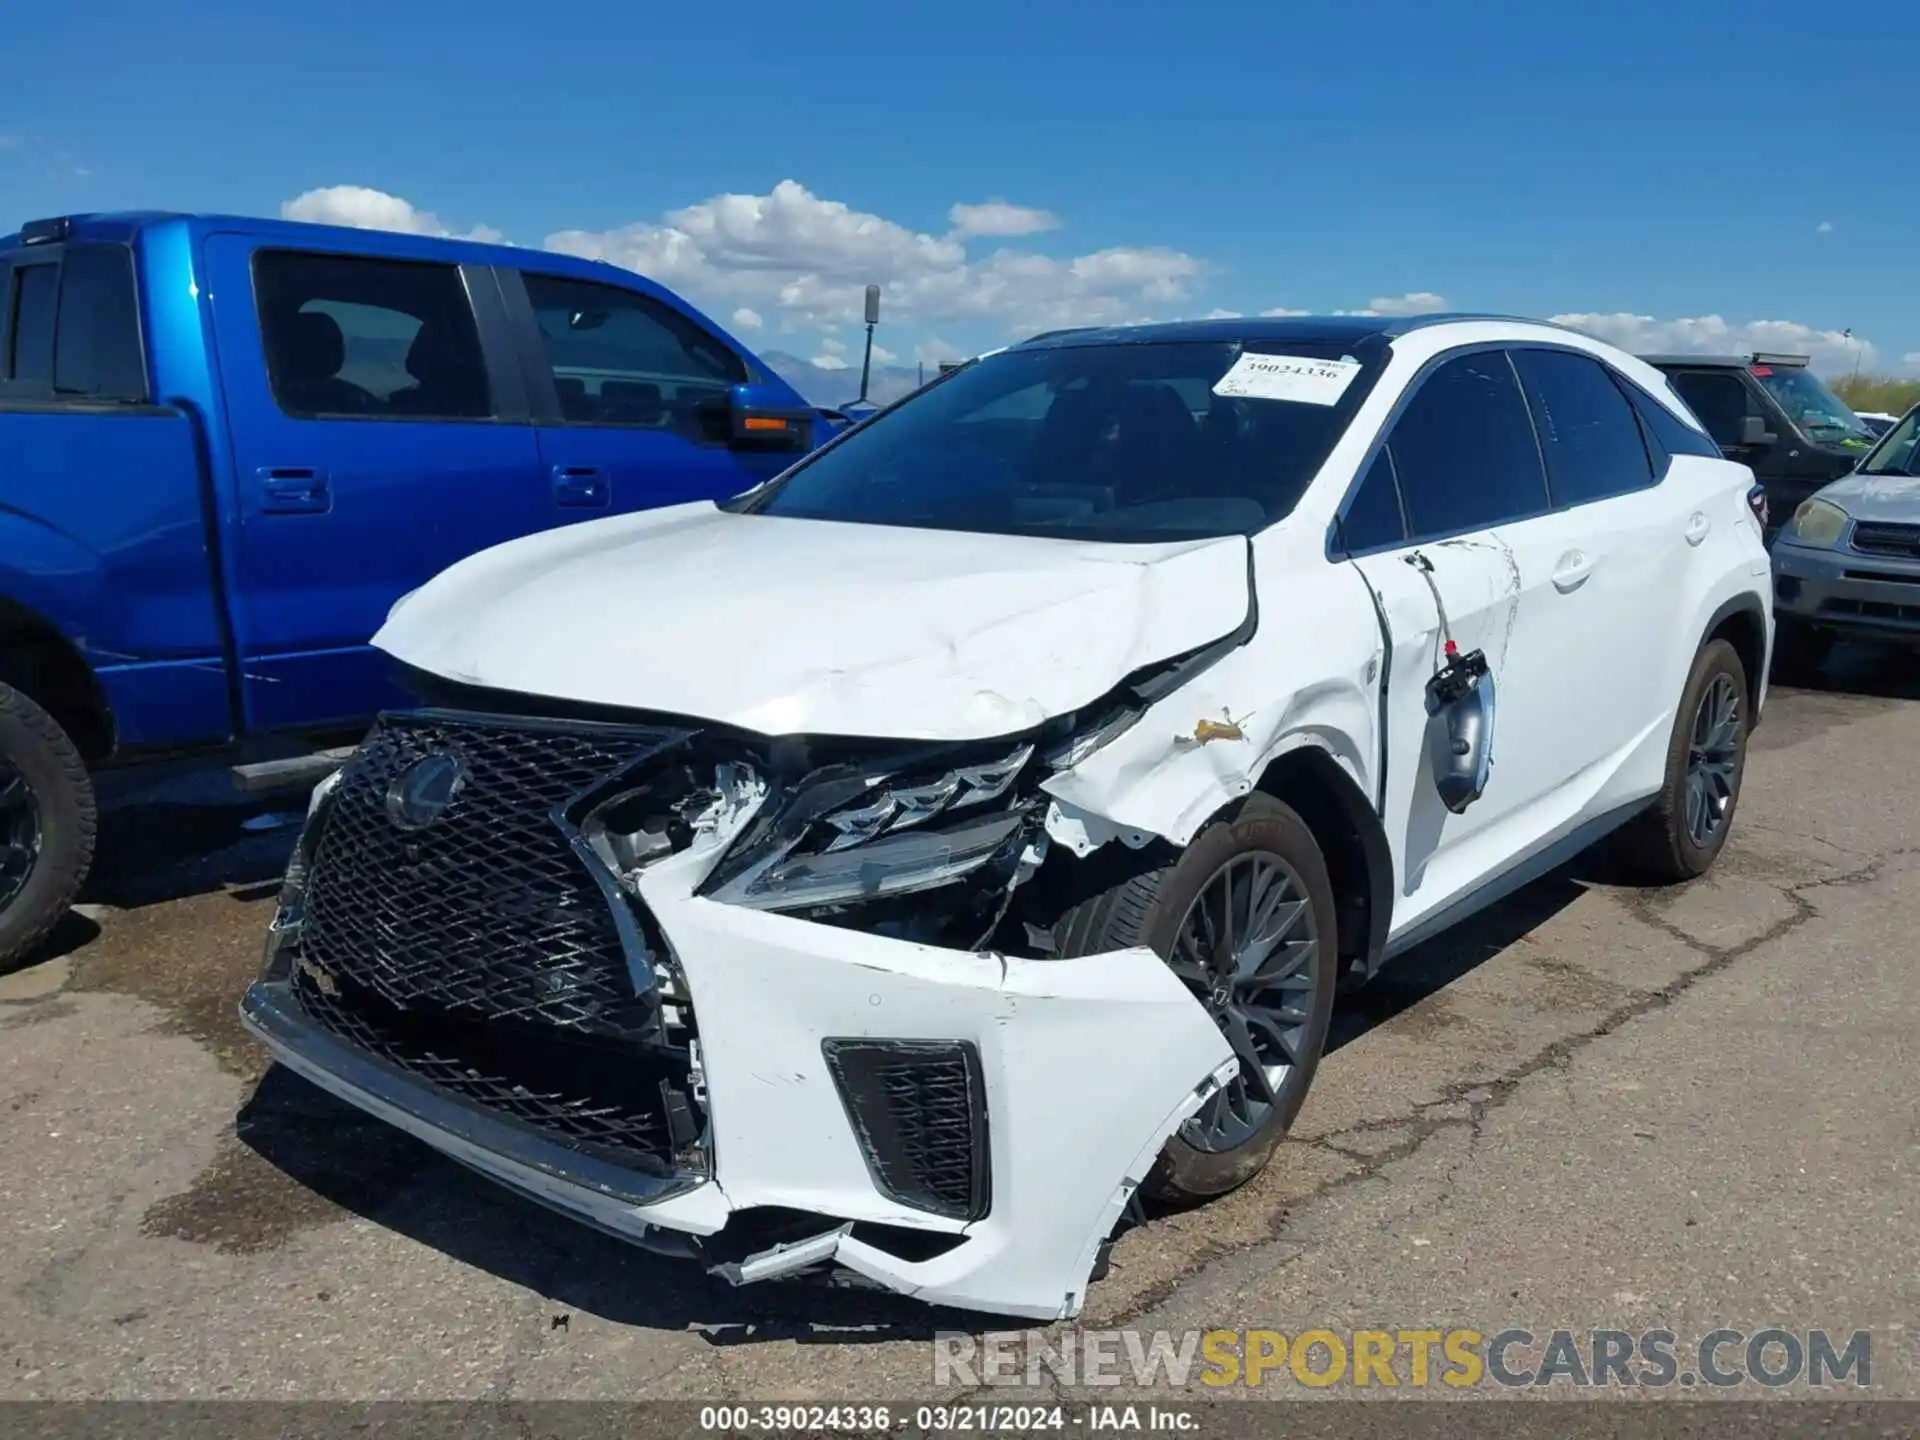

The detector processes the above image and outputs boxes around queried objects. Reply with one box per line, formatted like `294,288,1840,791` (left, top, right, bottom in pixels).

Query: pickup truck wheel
1050,794,1338,1204
0,681,96,968
1614,639,1748,884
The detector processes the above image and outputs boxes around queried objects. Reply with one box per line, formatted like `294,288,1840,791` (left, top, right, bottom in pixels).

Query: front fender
1041,564,1385,850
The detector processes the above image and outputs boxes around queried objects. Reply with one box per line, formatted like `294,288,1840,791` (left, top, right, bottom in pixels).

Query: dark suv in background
1642,352,1876,541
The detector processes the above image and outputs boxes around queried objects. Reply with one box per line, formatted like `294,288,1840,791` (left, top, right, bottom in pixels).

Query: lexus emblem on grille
385,751,469,831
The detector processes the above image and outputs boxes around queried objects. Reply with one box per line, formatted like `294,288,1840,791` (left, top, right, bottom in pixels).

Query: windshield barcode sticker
1212,353,1362,406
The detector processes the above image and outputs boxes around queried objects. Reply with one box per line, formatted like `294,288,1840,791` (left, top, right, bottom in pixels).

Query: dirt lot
2,651,1916,1403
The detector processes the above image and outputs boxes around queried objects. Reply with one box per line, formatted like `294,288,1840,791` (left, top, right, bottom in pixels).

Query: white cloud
1332,291,1449,317
1261,306,1310,317
1816,220,1835,234
818,335,847,355
916,336,966,364
280,185,503,244
870,344,899,365
809,353,850,371
730,306,763,329
1551,311,1875,374
948,199,1061,237
545,179,1201,336
1198,308,1244,320
1903,351,1920,371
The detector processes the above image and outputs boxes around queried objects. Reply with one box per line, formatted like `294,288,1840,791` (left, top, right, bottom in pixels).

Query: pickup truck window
253,250,492,421
52,245,147,403
521,272,745,432
5,263,58,390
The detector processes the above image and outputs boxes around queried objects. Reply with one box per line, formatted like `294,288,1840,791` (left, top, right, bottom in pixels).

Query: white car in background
242,314,1772,1319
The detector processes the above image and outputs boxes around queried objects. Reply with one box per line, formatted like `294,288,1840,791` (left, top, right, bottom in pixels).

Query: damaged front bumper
238,716,1235,1319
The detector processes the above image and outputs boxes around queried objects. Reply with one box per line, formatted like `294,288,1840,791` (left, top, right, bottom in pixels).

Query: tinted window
1666,371,1750,449
53,245,146,402
8,263,58,389
1339,447,1406,552
1625,381,1721,460
1752,364,1874,447
745,339,1387,543
1861,408,1920,477
522,273,745,434
1512,349,1652,506
1388,351,1549,538
254,251,491,420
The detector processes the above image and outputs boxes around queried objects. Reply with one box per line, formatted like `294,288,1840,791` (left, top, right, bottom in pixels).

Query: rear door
1508,346,1679,797
501,268,796,516
203,236,545,731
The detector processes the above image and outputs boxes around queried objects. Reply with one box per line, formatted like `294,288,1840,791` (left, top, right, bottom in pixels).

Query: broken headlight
700,744,1035,912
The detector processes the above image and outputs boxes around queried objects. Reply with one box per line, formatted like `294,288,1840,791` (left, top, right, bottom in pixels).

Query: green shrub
1832,374,1920,416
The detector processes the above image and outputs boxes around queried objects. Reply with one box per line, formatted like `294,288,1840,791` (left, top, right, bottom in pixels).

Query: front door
504,268,797,518
204,235,545,731
1336,348,1614,940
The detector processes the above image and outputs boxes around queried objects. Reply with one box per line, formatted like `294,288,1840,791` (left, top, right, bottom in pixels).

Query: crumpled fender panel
1044,545,1386,852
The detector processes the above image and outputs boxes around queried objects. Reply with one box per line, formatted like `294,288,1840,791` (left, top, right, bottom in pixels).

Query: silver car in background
1771,403,1920,672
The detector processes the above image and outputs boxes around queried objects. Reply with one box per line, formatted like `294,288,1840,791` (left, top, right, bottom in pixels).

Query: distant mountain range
757,349,929,410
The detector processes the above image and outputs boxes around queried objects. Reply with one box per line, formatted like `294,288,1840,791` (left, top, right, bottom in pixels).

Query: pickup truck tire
0,680,96,968
1614,639,1748,884
1049,793,1338,1206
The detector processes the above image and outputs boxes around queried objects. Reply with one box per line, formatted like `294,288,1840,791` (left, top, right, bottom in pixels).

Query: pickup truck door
499,268,802,516
202,234,545,732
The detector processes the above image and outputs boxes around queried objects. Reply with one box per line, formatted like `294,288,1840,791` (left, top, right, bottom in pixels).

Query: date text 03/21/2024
697,1404,1199,1432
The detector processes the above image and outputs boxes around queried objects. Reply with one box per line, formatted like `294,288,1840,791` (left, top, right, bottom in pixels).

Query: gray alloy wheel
1166,851,1323,1154
1684,672,1741,850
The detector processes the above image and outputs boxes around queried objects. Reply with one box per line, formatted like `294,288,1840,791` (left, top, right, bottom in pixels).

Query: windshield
739,338,1388,543
1753,366,1875,449
1860,409,1920,477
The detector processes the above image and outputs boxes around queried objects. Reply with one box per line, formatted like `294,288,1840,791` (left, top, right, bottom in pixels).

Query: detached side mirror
724,382,814,453
1738,414,1778,448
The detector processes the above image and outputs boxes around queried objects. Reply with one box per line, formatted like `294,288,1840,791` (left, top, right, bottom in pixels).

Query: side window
1627,381,1723,459
7,263,59,391
1665,371,1750,450
521,273,746,436
1511,349,1652,506
53,245,147,402
1337,447,1407,552
254,250,492,421
1387,351,1550,539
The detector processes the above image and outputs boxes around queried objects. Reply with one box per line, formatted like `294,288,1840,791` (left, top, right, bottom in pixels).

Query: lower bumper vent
293,966,701,1172
823,1038,989,1221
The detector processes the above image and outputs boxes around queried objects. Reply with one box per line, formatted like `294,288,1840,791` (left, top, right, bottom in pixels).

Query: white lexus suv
241,314,1772,1320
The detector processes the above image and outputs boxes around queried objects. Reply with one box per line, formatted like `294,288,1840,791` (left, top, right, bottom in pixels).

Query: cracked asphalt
2,650,1916,1403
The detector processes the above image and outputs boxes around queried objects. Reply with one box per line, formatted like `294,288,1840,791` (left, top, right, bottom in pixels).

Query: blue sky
6,0,1917,378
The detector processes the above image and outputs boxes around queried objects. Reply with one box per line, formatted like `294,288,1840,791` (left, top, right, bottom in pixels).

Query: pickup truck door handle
551,464,611,508
1551,549,1594,592
1685,511,1711,546
257,466,330,514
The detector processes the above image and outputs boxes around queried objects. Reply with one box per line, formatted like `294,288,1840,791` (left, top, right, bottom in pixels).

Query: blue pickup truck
0,210,831,961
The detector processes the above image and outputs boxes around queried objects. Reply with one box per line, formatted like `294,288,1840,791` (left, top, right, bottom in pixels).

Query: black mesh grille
299,711,686,1041
824,1039,989,1220
292,966,686,1169
1850,522,1920,559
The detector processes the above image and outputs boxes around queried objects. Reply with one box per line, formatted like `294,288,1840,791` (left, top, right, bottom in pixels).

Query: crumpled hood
374,502,1253,741
1816,469,1920,524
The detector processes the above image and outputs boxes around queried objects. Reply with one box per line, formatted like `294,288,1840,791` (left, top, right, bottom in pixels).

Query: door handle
551,464,610,508
257,466,330,514
1685,511,1711,546
1552,549,1594,592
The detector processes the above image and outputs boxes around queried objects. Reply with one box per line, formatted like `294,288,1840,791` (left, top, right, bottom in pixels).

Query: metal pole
858,321,875,404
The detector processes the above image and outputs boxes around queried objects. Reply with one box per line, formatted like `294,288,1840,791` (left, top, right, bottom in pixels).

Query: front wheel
1051,794,1339,1204
0,681,96,968
1614,638,1748,883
